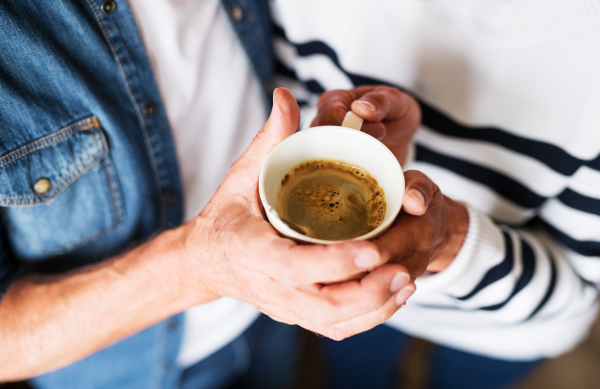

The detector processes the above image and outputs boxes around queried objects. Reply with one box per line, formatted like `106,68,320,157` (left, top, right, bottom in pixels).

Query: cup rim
259,125,404,244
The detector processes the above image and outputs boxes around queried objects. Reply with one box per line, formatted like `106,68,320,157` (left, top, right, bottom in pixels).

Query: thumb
235,88,300,175
401,170,439,216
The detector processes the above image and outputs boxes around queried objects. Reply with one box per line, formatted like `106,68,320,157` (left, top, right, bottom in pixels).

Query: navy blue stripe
283,39,600,175
275,59,299,81
272,22,286,39
538,219,600,257
456,231,514,301
526,254,557,320
557,188,600,216
416,145,546,209
418,104,599,176
305,80,325,94
480,238,536,311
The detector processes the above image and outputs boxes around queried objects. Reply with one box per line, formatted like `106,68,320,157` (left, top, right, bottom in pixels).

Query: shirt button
143,102,156,116
168,320,179,330
34,178,51,194
232,6,243,21
101,0,117,14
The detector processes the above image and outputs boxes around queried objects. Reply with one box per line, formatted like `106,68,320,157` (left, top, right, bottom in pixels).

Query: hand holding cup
311,85,469,279
187,88,414,340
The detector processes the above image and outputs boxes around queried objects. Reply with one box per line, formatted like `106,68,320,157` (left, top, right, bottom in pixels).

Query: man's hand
374,170,470,279
179,88,414,340
311,85,421,165
0,88,415,381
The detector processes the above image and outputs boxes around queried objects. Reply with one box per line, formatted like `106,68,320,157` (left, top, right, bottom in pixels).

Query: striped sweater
271,0,600,360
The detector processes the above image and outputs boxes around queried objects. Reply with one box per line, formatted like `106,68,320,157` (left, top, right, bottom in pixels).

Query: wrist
176,216,221,305
125,220,218,312
427,196,469,272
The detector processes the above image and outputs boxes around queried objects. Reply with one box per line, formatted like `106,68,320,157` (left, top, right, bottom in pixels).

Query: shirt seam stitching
85,0,167,226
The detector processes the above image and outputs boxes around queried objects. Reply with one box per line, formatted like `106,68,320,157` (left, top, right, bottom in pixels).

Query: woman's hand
312,85,421,165
374,170,470,279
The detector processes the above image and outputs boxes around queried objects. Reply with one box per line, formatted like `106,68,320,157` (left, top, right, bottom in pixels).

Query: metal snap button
143,102,156,116
34,178,51,194
232,6,243,21
101,0,117,14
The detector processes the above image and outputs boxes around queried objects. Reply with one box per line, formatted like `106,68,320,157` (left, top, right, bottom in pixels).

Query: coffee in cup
259,111,404,244
276,159,386,240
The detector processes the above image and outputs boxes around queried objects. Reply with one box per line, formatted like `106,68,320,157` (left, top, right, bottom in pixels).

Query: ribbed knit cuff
415,202,504,294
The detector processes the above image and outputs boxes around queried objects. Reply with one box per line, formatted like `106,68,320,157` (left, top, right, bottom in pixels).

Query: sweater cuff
415,202,504,293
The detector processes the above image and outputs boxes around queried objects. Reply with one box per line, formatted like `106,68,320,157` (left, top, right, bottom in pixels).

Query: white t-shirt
127,0,264,368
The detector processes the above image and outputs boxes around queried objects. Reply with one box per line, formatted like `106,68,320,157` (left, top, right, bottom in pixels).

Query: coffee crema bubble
276,159,386,241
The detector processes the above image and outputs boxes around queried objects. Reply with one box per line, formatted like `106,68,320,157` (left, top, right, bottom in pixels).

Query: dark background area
3,319,600,389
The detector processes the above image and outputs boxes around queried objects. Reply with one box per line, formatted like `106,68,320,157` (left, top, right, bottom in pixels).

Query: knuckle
278,263,299,286
407,99,422,122
386,86,403,99
431,183,442,199
317,90,343,107
421,224,438,249
405,169,428,184
327,257,347,279
375,307,390,324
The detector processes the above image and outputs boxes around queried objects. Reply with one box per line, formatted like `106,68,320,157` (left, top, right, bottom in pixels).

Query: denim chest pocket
0,117,125,260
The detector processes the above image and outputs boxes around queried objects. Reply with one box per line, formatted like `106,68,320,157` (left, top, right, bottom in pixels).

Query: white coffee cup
259,112,405,244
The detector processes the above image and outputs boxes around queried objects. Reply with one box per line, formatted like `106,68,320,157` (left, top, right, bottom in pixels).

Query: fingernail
390,272,411,293
354,250,379,269
395,285,415,306
408,188,426,207
356,99,376,111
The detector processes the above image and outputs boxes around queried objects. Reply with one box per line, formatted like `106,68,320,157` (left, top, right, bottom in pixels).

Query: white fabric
127,0,264,368
273,0,600,360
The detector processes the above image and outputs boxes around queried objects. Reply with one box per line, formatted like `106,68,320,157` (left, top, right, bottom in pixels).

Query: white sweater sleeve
416,202,599,325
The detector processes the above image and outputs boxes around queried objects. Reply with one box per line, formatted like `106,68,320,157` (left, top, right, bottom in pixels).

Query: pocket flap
0,117,108,206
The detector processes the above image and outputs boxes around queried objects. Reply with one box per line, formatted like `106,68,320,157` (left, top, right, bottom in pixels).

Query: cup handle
341,111,364,131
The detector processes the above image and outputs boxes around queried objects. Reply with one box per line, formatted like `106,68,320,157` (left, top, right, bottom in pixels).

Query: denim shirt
0,1,272,387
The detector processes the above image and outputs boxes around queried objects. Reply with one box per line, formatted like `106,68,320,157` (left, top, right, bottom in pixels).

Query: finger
360,121,387,140
350,86,406,122
376,224,432,278
233,88,300,177
315,282,415,341
311,90,353,127
311,87,386,128
374,179,443,278
402,170,439,216
275,263,411,330
311,91,386,139
312,87,420,143
241,221,388,285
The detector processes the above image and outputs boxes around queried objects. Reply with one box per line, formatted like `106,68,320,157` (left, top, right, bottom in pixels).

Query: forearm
0,225,214,381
